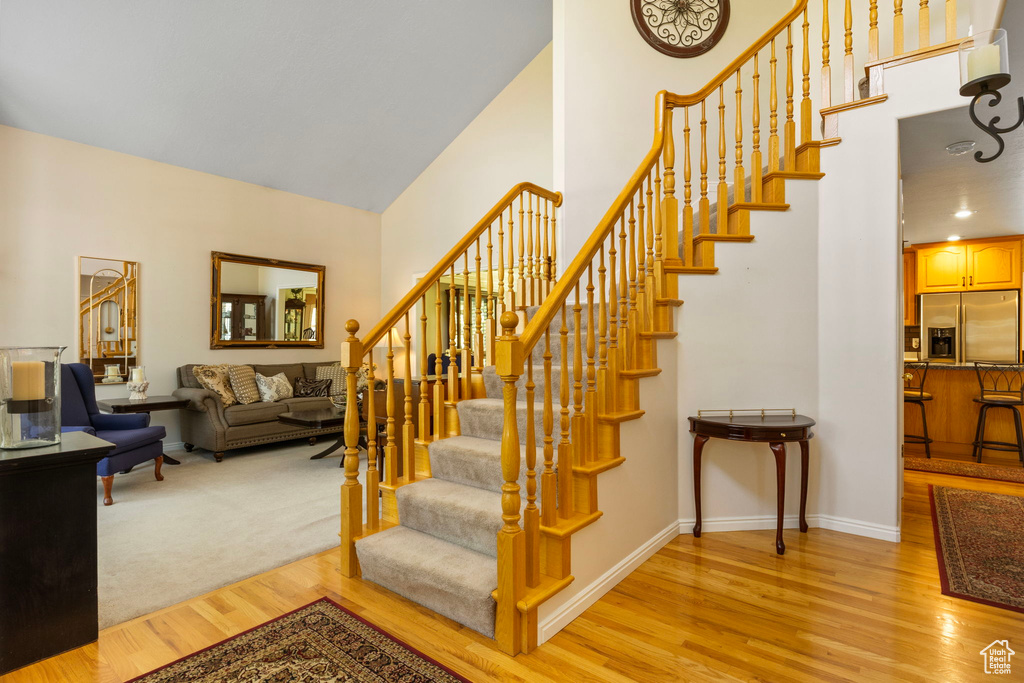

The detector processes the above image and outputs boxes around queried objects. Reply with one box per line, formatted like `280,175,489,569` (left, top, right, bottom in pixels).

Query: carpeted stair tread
396,478,501,557
482,364,563,400
428,434,541,493
456,398,547,442
355,526,497,638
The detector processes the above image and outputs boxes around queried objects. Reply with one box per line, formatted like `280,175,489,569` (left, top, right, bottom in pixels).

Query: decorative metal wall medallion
631,0,731,58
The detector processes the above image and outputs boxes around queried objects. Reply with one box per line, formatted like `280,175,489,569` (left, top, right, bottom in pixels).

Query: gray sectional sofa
172,362,340,462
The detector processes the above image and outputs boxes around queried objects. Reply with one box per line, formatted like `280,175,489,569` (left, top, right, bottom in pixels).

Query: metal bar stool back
971,361,1024,466
903,361,933,458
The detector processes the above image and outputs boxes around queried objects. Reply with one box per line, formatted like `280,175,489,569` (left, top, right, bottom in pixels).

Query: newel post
495,311,525,655
660,105,679,298
339,319,364,578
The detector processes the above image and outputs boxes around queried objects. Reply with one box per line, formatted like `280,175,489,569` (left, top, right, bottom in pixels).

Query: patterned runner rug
929,486,1024,614
127,598,470,682
905,457,1024,484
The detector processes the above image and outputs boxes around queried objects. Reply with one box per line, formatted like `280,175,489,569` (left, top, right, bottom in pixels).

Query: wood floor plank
3,469,1023,682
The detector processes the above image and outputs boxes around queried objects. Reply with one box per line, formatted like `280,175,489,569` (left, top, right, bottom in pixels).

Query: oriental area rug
905,457,1024,485
127,598,470,682
929,486,1024,614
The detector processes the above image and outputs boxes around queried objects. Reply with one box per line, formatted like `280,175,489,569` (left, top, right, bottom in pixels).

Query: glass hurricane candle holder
0,347,66,449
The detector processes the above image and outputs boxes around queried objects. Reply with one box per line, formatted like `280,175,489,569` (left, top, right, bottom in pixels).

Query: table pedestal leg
310,436,345,462
692,434,708,537
769,442,787,555
162,454,181,465
799,439,809,533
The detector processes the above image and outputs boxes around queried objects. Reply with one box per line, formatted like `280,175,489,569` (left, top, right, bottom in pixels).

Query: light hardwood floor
5,469,1024,682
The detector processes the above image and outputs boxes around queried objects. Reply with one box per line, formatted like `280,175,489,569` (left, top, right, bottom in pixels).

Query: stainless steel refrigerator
920,290,1021,364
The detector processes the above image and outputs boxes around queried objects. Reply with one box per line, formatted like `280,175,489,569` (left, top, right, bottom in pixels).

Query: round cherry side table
688,412,815,555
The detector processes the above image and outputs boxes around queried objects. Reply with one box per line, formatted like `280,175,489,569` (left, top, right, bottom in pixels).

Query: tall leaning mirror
210,252,325,349
78,257,140,384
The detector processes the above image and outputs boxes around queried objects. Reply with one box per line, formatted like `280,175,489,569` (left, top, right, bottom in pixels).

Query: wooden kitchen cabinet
967,239,1022,290
903,250,917,325
916,237,1023,294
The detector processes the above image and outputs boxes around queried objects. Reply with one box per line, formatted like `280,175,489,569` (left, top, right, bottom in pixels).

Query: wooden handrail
666,0,809,108
359,182,561,350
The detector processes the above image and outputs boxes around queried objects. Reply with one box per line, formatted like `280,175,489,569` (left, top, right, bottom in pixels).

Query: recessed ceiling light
946,141,977,156
954,210,976,219
948,235,962,241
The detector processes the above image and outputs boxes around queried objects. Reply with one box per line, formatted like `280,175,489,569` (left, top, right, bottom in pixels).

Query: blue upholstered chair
60,363,167,506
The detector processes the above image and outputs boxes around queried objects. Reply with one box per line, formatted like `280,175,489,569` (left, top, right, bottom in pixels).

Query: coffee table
278,408,351,466
97,395,188,465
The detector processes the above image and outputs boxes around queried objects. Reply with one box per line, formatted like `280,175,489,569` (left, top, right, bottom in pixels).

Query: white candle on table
11,361,45,400
968,43,1003,82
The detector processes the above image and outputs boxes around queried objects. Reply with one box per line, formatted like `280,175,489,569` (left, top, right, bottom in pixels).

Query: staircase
335,0,970,656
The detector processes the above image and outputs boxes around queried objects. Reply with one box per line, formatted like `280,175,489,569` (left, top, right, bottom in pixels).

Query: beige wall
0,124,381,443
379,44,554,318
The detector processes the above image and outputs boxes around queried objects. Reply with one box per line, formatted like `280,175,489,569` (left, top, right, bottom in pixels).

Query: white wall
675,179,820,532
817,53,965,538
379,44,554,316
0,124,382,444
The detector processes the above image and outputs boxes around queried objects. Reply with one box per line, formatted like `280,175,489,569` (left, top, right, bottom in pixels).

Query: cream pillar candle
11,361,45,400
968,43,1003,82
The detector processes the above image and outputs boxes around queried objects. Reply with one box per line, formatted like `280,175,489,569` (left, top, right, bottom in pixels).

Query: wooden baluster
419,296,430,442
487,224,496,365
475,239,484,372
534,194,542,305
543,199,551,296
617,215,628,380
385,331,398,487
845,0,855,103
571,283,584,465
946,0,956,42
661,106,678,268
524,336,538,588
585,264,597,463
919,0,930,49
462,252,472,399
769,39,780,174
645,173,656,326
497,211,506,315
785,25,796,170
654,160,664,289
434,282,444,440
365,349,379,531
495,311,524,655
527,195,535,307
541,326,555,527
557,302,571,519
339,320,363,578
869,0,879,62
625,200,637,369
717,85,727,232
802,11,812,145
627,199,639,371
823,0,832,110
607,225,619,413
551,200,558,285
508,206,516,312
894,1,904,54
517,194,526,310
448,265,459,402
597,245,609,423
637,177,649,334
734,69,745,205
699,100,710,237
682,107,694,264
403,312,415,481
751,55,763,202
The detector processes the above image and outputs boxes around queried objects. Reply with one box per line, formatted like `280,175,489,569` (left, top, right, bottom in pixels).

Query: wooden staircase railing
336,183,562,578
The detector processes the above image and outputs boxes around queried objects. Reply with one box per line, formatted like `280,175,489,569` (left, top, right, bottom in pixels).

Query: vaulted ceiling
0,1,552,212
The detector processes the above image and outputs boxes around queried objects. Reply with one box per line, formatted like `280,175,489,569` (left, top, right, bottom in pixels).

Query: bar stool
904,361,933,458
971,362,1024,466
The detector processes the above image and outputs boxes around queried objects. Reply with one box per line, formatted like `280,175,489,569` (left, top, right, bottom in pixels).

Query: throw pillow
227,365,261,405
315,365,347,397
255,372,293,402
192,364,238,407
294,377,332,398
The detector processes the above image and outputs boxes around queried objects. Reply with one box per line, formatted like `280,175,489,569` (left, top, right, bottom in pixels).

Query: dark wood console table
688,412,815,555
0,431,115,675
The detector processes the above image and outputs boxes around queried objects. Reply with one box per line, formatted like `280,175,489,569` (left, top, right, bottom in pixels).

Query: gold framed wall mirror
78,257,140,384
210,252,325,349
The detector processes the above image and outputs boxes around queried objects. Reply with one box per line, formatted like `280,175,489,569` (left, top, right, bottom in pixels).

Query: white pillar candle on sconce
968,43,1003,82
129,367,146,383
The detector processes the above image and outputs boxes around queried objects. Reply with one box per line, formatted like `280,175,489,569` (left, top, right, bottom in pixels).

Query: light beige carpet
96,440,369,629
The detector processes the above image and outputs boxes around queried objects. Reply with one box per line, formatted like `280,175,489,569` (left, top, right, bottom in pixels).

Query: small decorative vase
0,346,67,449
126,381,149,401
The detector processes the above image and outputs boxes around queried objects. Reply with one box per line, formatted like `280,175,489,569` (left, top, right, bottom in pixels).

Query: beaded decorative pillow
227,365,261,405
294,377,332,398
192,364,238,407
255,372,293,402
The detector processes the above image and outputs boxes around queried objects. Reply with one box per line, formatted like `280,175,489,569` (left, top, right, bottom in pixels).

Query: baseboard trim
675,514,900,542
164,441,185,452
537,520,679,644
